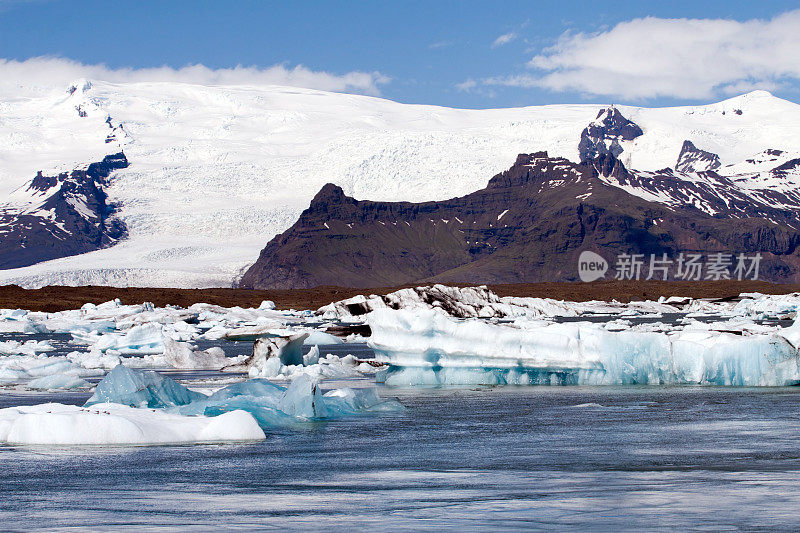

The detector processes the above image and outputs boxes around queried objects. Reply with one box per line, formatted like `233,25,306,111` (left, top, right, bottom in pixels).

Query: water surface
2,386,800,530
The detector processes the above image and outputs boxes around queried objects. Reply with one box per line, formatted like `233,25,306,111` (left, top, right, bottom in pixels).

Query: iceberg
179,378,296,427
85,365,206,408
180,374,403,424
26,374,91,391
0,355,100,385
215,320,290,341
223,332,309,375
162,338,228,369
317,284,678,320
278,375,328,418
87,366,403,429
0,340,55,356
0,403,265,445
323,387,405,415
89,323,166,355
302,330,343,345
368,309,800,387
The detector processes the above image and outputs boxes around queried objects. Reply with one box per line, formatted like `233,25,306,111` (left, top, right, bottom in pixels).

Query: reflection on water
2,386,800,530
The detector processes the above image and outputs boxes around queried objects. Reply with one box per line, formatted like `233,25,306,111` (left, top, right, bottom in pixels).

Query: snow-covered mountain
0,79,799,288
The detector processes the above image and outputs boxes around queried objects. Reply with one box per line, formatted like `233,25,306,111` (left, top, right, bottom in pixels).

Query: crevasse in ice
367,309,800,386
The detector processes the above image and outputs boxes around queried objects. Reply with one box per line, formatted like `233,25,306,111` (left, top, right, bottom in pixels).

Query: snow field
2,80,800,287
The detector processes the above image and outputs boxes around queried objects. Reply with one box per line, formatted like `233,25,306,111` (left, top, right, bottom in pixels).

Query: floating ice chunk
259,300,276,310
320,284,587,319
368,309,800,387
323,387,405,415
304,345,320,366
244,351,383,381
208,378,286,402
201,398,296,428
26,374,91,391
278,375,328,419
0,403,264,446
216,320,289,341
178,374,402,426
0,340,54,356
0,355,97,385
0,368,27,384
179,378,295,427
92,323,165,355
0,319,46,334
48,319,116,335
224,332,308,375
67,349,122,370
85,365,206,408
162,338,228,369
302,331,342,345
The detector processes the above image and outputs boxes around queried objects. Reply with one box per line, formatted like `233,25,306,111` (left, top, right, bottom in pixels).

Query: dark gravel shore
0,280,798,312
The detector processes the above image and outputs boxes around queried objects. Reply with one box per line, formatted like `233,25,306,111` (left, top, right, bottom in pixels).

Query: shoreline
1,280,799,312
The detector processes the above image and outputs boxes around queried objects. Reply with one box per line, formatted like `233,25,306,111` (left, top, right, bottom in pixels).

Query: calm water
3,385,800,530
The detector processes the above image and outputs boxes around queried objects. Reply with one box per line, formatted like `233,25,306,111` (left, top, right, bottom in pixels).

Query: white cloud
492,32,517,48
0,57,390,97
479,10,800,100
455,79,477,92
429,40,454,49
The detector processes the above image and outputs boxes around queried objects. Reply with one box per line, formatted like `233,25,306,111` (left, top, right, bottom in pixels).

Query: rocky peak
675,140,721,173
309,183,348,207
67,78,93,95
578,107,643,162
586,152,631,182
0,153,129,270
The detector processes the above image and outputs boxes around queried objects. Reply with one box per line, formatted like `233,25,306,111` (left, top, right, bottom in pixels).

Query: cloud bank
0,57,390,97
467,10,800,100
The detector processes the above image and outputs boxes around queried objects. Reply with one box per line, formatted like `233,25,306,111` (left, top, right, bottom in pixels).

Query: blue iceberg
86,366,404,427
85,365,206,408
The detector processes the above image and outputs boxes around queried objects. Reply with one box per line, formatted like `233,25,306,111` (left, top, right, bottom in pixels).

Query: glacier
368,309,800,386
1,78,800,287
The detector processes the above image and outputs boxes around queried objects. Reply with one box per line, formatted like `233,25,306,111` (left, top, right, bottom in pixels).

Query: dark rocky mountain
240,151,800,289
675,140,722,173
578,107,643,162
0,153,129,269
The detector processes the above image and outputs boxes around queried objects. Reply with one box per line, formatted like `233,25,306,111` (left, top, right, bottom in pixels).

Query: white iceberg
26,374,91,391
302,330,343,345
162,338,229,370
368,309,800,387
224,332,309,375
0,355,101,385
0,403,265,446
82,323,166,355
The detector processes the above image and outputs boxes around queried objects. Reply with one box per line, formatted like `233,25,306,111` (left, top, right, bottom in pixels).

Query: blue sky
1,0,799,108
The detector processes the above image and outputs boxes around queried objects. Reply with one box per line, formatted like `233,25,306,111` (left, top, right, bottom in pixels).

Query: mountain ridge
240,149,800,288
1,81,800,287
